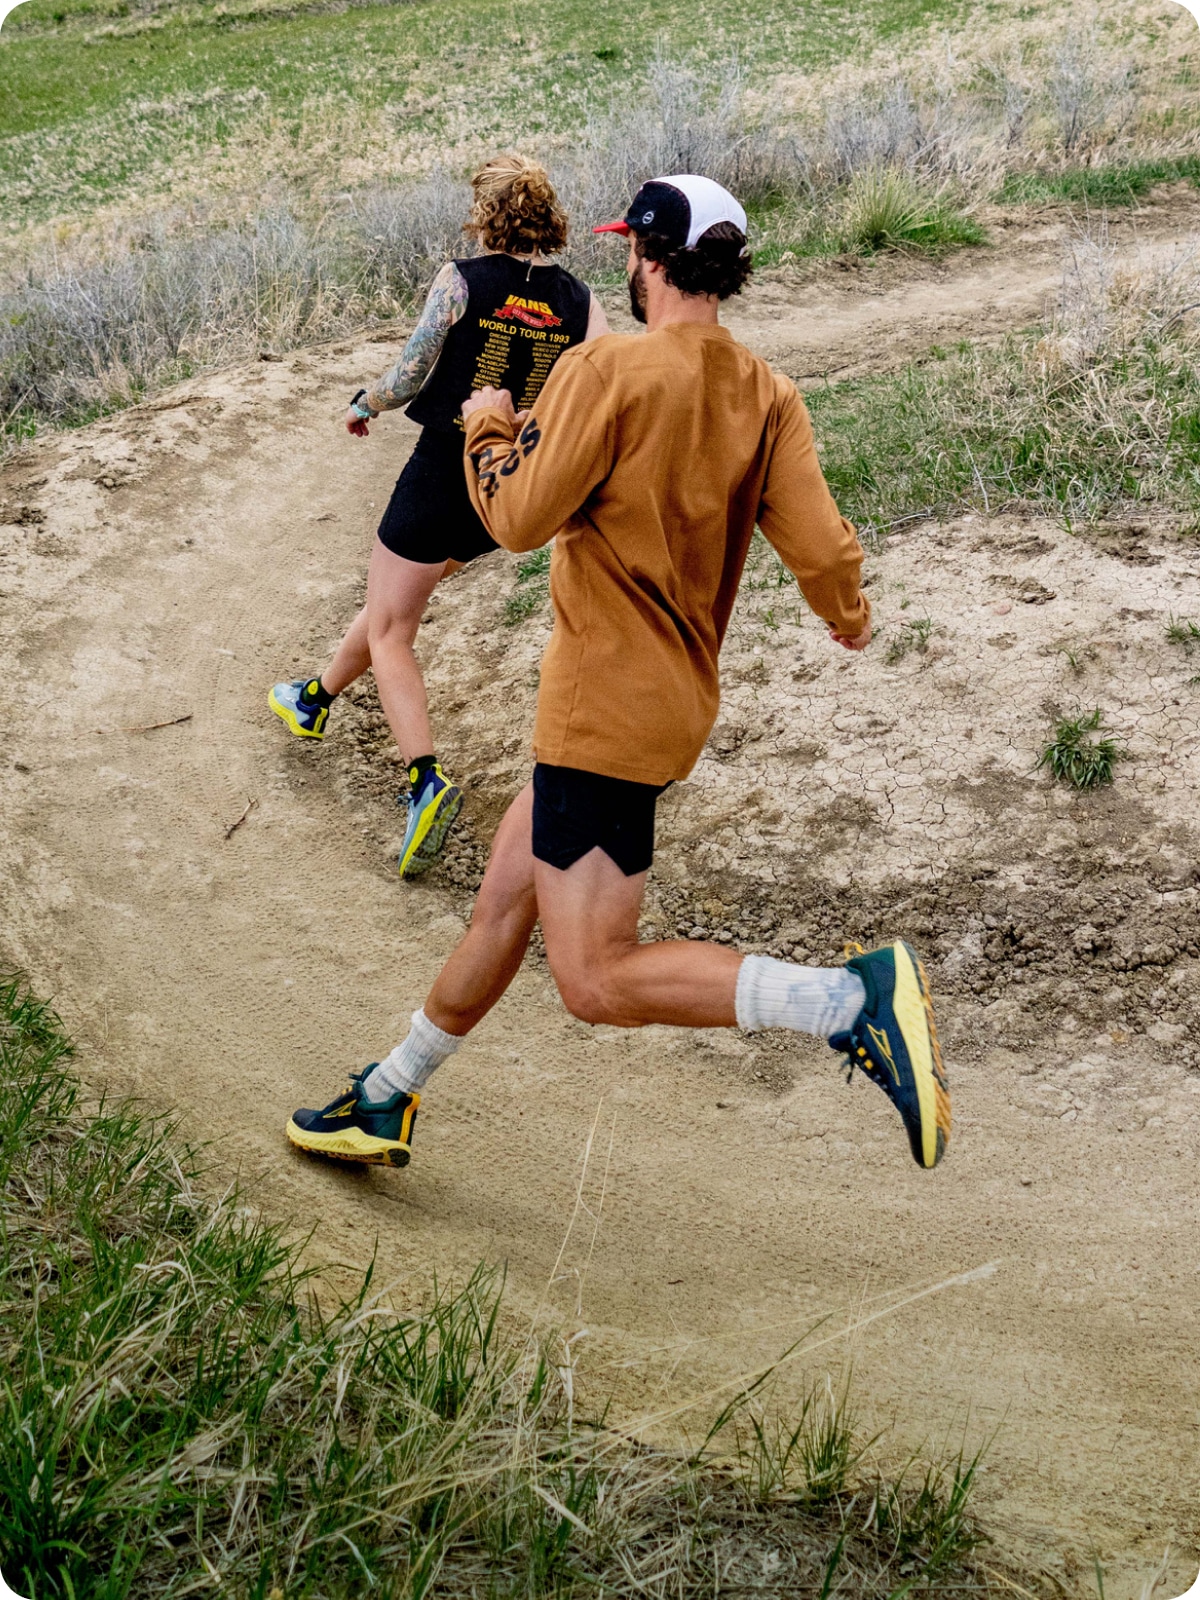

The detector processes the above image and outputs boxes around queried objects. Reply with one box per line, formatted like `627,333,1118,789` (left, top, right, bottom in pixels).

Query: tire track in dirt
3,206,1200,1592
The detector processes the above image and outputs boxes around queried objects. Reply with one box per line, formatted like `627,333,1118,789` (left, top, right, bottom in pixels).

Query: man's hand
345,406,370,438
462,386,519,425
829,618,872,651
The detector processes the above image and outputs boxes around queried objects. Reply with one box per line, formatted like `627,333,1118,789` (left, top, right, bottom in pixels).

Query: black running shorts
376,428,499,565
532,763,668,878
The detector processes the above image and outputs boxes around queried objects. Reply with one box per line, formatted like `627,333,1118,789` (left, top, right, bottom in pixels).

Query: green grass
502,545,553,626
0,975,1007,1598
749,175,985,267
1166,614,1200,651
839,169,985,255
0,0,973,222
885,615,934,663
997,155,1200,208
807,309,1200,536
1037,708,1124,790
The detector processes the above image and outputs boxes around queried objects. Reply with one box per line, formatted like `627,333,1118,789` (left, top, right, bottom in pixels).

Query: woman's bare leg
321,559,461,698
321,605,372,697
365,539,448,763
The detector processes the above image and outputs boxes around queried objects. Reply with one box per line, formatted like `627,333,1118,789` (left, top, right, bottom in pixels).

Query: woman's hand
346,406,370,437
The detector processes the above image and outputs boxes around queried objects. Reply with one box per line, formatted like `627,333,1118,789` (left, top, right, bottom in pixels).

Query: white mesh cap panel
656,174,748,247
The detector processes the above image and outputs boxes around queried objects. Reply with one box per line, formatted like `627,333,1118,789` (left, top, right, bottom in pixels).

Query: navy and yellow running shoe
269,678,331,740
398,763,462,879
286,1068,418,1167
830,940,950,1169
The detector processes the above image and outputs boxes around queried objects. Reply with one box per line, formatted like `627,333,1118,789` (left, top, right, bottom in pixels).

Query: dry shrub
0,182,470,433
554,53,800,279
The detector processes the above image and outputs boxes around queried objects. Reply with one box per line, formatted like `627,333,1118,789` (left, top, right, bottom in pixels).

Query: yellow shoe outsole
890,940,951,1168
269,686,326,740
399,788,463,879
285,1118,412,1167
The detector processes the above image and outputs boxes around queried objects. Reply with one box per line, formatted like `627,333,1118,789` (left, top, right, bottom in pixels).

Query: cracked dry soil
3,209,1200,1595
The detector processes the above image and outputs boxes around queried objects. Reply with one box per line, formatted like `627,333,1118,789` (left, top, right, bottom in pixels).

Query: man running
287,175,951,1175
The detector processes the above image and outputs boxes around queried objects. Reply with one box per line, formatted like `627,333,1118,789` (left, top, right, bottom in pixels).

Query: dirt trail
3,209,1200,1590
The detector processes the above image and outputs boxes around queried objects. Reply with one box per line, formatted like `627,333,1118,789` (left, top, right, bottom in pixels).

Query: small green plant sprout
1165,614,1200,652
886,616,934,663
1058,642,1099,675
502,545,552,625
1037,708,1124,789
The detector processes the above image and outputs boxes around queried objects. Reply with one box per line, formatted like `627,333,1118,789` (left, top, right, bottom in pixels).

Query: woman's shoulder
552,262,593,292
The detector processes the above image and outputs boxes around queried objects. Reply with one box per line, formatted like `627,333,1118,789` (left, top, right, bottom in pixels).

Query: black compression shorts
532,763,669,877
376,428,499,565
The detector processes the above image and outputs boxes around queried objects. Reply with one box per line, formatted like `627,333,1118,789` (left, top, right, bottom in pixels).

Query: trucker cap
593,174,748,250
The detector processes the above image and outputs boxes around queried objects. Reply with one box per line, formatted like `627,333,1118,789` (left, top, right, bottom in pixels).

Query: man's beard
628,259,648,324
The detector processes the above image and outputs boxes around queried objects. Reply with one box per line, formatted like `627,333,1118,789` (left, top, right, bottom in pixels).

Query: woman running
269,154,608,877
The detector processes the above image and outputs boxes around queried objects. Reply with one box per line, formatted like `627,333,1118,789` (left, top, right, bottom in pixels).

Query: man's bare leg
524,844,948,1169
352,785,538,1104
424,785,539,1035
290,787,948,1169
535,847,740,1028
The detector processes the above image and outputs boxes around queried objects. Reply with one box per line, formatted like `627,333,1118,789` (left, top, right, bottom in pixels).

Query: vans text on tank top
405,255,591,434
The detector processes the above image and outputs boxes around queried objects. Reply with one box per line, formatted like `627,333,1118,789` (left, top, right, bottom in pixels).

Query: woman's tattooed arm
363,261,468,412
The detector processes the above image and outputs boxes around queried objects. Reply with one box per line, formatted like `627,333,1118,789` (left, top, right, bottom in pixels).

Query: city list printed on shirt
472,295,573,414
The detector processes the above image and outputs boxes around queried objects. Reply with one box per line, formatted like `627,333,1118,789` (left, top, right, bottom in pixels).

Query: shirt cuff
463,406,518,448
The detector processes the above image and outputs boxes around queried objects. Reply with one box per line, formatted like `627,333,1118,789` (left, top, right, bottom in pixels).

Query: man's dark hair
632,221,753,299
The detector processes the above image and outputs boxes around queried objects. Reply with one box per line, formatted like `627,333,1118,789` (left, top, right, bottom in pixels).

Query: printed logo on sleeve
493,295,563,330
473,417,541,500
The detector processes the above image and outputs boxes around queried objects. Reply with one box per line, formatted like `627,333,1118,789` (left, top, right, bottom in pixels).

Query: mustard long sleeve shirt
463,322,870,787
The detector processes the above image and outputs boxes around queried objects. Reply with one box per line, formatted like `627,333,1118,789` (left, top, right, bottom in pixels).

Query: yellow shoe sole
890,940,951,1168
398,787,463,879
285,1118,412,1167
269,686,326,740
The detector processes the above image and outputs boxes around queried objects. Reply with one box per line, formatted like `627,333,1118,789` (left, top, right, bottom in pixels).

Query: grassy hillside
0,0,973,222
0,0,1196,449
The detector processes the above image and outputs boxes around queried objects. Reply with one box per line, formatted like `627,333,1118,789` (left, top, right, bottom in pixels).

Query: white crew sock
361,1008,463,1102
735,955,866,1040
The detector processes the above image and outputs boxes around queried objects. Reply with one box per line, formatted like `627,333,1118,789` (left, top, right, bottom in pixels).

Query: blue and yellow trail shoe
269,678,332,739
830,940,950,1169
398,763,463,879
286,1070,418,1167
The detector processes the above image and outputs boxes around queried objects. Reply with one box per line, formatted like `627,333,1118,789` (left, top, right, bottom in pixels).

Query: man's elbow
488,519,553,554
467,487,550,552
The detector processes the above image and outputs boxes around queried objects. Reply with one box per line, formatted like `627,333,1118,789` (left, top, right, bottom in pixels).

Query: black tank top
405,255,592,434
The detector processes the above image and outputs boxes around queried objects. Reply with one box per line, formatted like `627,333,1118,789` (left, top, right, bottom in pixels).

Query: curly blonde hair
465,154,568,257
